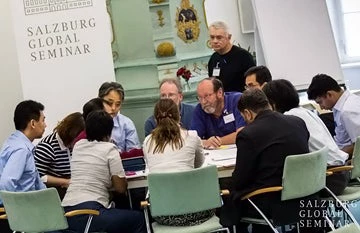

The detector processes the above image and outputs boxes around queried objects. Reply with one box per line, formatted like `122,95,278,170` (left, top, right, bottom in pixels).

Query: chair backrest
351,136,360,179
281,147,328,201
0,188,68,232
148,165,222,217
329,223,360,232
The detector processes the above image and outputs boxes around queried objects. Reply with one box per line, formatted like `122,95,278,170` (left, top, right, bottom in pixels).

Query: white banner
10,0,115,133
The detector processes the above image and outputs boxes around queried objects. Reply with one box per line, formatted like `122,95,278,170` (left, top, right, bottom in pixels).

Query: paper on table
208,147,237,161
207,158,236,167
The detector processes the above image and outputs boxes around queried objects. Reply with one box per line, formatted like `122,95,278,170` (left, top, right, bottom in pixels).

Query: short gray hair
159,78,183,94
208,21,230,34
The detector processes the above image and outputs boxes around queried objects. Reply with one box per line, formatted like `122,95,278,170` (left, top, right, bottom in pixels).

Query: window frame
329,0,360,64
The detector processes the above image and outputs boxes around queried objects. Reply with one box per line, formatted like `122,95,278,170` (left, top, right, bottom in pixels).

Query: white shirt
62,139,125,208
285,107,348,165
333,90,360,148
143,130,204,173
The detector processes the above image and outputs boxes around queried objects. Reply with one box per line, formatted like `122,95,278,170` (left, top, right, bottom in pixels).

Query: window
328,0,360,63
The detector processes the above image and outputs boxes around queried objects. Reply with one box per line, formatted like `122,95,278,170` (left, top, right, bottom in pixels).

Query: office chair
240,146,358,232
0,188,99,233
141,165,230,233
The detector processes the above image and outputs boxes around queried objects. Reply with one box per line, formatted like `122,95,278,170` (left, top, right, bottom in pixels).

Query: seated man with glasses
191,77,246,149
244,65,272,90
144,78,196,137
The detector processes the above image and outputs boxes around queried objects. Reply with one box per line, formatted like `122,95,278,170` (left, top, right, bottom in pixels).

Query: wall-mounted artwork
176,0,200,43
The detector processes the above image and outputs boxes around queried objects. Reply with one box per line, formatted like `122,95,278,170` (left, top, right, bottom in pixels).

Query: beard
203,106,215,114
202,97,220,114
202,105,216,114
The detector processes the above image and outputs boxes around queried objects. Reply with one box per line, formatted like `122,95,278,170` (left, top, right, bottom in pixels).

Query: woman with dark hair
34,112,85,199
62,110,145,233
73,97,106,145
143,99,209,226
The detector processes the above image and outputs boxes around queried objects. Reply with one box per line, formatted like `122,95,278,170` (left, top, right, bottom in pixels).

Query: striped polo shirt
34,132,71,178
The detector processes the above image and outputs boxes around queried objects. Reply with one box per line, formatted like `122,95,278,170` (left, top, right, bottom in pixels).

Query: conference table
126,144,237,190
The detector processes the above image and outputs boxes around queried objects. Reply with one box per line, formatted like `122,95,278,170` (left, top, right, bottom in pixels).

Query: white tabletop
126,145,237,189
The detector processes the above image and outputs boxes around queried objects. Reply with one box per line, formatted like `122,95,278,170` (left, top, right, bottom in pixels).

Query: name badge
223,113,235,124
213,68,220,76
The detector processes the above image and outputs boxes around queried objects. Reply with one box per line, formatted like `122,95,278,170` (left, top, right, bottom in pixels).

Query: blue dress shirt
333,90,360,148
111,113,140,152
0,130,46,204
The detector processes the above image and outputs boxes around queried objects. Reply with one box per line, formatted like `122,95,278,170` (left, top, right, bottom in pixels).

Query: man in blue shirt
191,77,245,149
307,74,360,157
0,100,47,232
144,78,195,137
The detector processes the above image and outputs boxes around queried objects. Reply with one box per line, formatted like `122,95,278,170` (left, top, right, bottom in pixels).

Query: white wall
1,0,115,144
0,0,23,143
204,0,255,52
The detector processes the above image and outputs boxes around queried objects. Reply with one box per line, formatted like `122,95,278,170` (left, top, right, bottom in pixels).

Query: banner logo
23,0,93,16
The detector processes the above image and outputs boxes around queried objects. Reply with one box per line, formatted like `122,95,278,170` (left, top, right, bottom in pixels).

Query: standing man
191,77,245,149
208,21,255,92
226,89,310,233
307,74,360,156
244,65,272,90
144,78,195,137
0,100,47,233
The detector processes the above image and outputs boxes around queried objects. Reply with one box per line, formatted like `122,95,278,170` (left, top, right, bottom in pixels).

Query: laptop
122,156,146,172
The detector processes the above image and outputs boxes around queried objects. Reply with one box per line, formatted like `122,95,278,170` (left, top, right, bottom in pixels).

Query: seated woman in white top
263,79,349,195
143,98,209,226
62,110,145,233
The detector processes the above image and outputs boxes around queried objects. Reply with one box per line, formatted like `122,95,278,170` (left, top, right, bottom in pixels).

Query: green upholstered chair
335,136,360,202
241,146,360,232
350,136,360,183
323,137,360,228
240,147,331,232
328,223,360,232
141,165,230,233
0,188,99,233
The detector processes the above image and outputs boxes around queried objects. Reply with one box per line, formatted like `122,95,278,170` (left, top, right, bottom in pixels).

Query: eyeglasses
196,92,215,102
244,83,260,90
160,93,178,99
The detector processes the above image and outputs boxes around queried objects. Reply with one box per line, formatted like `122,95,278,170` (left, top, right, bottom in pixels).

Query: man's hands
202,136,222,149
